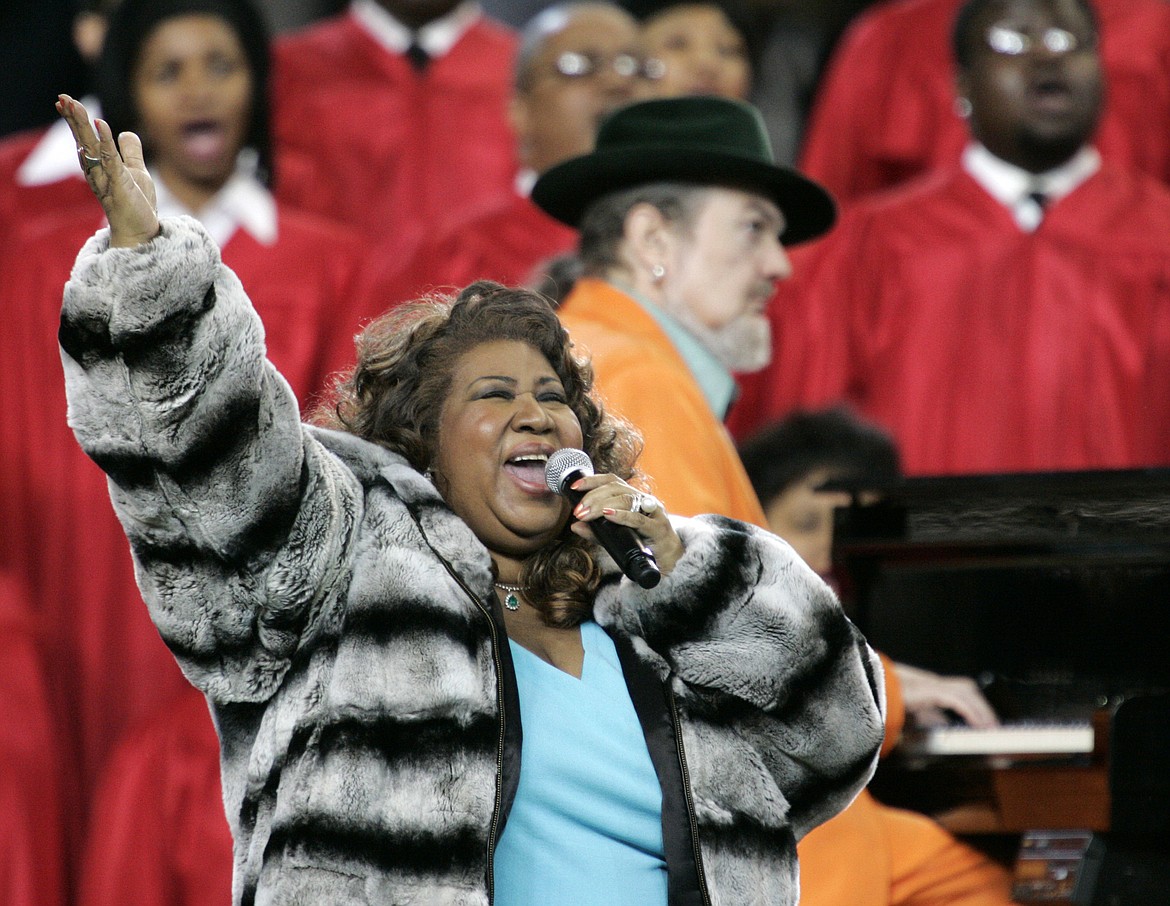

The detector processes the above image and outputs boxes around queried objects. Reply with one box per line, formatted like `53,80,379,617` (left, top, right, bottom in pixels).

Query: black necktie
1022,187,1048,229
405,39,429,71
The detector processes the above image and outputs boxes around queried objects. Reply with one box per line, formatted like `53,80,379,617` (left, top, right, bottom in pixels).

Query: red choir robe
271,7,519,252
0,203,370,880
366,188,579,308
0,577,66,906
728,162,1170,475
799,0,1170,206
0,124,97,247
79,687,233,906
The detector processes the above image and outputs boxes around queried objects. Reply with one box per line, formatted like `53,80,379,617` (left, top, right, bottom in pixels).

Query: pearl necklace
494,581,527,611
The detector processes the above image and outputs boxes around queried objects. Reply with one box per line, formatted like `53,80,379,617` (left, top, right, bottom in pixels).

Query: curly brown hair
315,281,642,627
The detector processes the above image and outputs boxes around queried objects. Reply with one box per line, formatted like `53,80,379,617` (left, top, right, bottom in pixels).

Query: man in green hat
532,93,834,524
536,94,1019,906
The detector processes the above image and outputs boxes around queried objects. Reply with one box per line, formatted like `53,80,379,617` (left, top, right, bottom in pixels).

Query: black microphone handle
560,469,661,589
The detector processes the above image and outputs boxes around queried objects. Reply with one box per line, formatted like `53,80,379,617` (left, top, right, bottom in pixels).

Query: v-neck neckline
508,625,590,682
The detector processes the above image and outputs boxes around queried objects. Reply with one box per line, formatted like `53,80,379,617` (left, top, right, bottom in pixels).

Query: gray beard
673,307,773,373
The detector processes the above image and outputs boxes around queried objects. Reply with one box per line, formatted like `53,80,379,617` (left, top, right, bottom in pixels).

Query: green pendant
504,592,521,611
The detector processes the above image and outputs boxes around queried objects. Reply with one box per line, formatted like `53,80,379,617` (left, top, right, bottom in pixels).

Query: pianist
740,406,1017,906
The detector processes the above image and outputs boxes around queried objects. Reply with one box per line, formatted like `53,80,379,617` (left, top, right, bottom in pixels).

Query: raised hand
56,93,159,248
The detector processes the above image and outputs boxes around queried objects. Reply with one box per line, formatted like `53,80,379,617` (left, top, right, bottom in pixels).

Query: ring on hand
77,146,102,172
634,493,662,515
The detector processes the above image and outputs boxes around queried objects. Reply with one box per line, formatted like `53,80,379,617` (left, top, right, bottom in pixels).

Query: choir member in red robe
0,2,374,892
270,0,520,253
798,0,1170,207
364,1,650,308
730,0,1170,476
78,687,233,906
0,123,97,245
0,573,66,906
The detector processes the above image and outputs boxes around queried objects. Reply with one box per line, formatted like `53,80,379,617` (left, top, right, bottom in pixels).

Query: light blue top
493,620,668,905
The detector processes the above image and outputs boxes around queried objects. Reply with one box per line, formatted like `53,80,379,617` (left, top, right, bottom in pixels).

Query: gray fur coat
60,217,885,906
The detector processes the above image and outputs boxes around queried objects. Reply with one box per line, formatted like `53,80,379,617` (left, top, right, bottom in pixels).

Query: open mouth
180,120,229,163
503,451,551,489
1028,77,1076,114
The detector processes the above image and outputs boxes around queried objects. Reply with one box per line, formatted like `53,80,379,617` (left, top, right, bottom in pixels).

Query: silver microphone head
545,447,593,494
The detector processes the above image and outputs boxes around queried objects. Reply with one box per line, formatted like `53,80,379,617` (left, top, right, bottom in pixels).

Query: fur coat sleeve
59,217,362,703
596,514,886,846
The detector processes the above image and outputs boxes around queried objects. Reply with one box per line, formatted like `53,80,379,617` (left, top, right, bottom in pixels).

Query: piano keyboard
906,721,1095,756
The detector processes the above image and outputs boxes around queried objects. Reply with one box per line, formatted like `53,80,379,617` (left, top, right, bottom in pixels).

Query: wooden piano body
830,469,1170,901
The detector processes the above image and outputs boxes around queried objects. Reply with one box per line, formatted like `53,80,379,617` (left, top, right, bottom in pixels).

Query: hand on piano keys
893,662,1096,757
893,661,1000,730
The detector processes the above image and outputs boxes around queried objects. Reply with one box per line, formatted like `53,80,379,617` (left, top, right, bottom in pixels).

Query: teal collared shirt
610,281,737,419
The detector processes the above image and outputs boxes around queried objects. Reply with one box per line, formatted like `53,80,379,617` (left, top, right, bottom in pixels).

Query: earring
954,96,973,119
651,263,666,282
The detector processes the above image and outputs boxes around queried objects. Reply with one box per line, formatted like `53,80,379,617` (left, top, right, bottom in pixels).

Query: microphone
545,448,661,589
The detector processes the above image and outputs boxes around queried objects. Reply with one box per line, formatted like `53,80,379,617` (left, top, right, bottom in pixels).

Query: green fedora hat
531,96,836,245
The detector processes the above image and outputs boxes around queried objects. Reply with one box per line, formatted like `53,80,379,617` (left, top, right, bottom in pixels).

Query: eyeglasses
550,50,667,82
985,23,1095,56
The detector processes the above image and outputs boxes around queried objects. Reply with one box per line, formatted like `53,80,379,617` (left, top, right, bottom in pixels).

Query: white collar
514,167,537,198
350,0,481,58
962,142,1100,217
16,96,103,187
153,149,277,247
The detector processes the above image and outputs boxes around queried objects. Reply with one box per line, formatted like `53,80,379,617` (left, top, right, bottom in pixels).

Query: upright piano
830,469,1170,904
